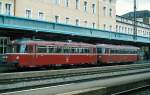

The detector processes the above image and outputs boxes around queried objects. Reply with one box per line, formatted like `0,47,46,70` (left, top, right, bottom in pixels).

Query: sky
116,0,150,15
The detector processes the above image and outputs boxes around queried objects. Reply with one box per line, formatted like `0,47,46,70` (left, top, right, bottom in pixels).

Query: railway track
0,63,150,94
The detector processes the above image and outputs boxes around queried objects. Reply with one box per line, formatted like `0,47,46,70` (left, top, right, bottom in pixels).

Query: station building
0,0,150,54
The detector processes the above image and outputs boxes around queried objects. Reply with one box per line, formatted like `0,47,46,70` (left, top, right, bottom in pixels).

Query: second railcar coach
96,44,140,64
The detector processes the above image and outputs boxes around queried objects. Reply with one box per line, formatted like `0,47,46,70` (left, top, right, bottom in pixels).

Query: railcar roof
96,44,139,50
12,40,96,47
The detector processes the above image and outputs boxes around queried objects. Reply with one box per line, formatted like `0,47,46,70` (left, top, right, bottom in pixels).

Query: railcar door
24,44,36,67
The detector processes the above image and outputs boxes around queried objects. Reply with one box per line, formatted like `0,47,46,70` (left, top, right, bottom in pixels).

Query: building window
103,7,106,16
109,25,112,31
76,0,79,9
92,22,95,28
64,0,69,7
131,28,133,34
84,1,87,12
103,24,106,30
119,26,121,32
53,0,60,5
122,27,124,32
109,0,112,3
124,27,128,33
76,19,79,26
26,9,31,18
65,17,69,24
55,16,59,23
84,21,87,27
92,4,96,14
128,28,130,34
0,2,2,14
116,25,118,32
109,8,112,16
38,12,44,20
5,3,12,16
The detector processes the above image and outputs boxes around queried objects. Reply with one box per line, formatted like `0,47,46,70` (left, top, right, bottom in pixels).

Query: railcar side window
74,48,79,53
55,47,63,53
37,46,47,53
105,48,109,54
79,48,82,53
71,47,75,53
48,46,55,53
85,48,90,53
64,47,70,53
97,48,102,54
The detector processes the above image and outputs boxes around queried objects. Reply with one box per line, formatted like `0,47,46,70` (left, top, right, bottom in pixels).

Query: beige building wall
14,0,53,21
98,0,116,31
14,0,100,29
0,0,116,31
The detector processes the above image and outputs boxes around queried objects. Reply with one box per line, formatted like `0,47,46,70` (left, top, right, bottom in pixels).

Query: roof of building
122,10,150,19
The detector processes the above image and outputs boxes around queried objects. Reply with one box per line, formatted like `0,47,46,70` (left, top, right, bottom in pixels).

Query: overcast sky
116,0,150,15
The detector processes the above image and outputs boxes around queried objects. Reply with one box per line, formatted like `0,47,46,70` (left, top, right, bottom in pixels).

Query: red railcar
5,40,140,68
96,44,140,64
6,40,97,68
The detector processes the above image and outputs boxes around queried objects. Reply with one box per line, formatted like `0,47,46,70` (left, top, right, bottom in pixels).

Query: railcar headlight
2,56,7,59
16,56,19,60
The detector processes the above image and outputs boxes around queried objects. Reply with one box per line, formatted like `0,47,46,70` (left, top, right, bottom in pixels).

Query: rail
0,63,150,93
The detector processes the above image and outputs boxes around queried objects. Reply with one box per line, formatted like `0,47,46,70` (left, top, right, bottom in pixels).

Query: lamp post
133,0,137,40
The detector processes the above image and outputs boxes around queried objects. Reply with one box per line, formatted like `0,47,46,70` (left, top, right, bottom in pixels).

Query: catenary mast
133,0,137,40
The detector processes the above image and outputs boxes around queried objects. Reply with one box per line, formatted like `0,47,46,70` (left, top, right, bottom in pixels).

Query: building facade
0,0,117,31
116,16,150,37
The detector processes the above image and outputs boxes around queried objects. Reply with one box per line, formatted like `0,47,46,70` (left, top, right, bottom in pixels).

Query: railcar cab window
9,45,20,53
9,44,27,53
